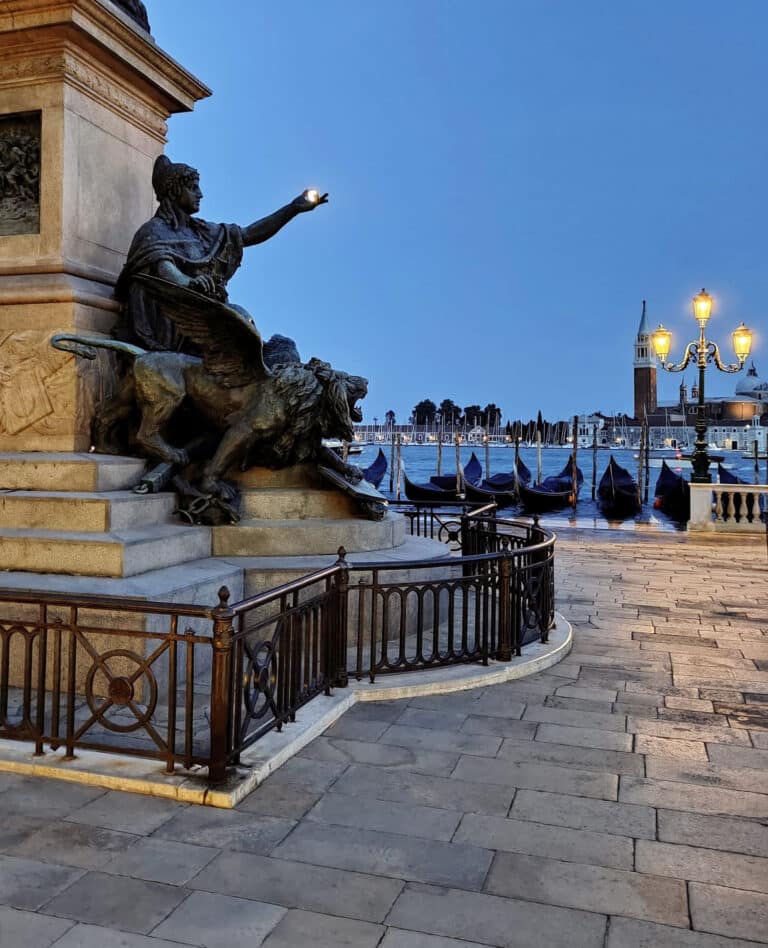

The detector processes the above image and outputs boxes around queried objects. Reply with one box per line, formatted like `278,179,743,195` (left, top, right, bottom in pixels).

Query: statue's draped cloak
116,217,244,351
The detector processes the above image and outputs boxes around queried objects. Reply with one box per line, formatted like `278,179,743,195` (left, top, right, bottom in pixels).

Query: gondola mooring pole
484,433,491,480
591,425,598,501
395,433,402,501
571,414,578,509
389,430,395,493
455,432,462,495
536,430,542,485
754,439,760,484
436,431,442,476
644,424,650,503
636,425,645,507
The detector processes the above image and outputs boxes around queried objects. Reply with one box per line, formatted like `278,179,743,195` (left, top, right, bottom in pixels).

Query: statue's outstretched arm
242,190,328,247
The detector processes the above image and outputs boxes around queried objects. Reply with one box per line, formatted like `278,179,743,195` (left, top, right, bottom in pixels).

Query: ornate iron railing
0,513,556,783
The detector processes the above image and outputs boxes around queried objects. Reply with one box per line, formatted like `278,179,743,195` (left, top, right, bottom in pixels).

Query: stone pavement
1,530,767,946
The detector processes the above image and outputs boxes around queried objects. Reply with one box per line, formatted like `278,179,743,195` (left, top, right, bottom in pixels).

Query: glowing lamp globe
692,288,713,326
651,324,672,363
305,189,320,204
731,323,752,364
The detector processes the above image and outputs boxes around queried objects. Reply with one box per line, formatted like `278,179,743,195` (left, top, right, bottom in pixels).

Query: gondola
403,470,460,502
429,451,482,490
597,455,640,519
362,448,387,489
519,460,583,513
653,459,690,521
464,457,532,507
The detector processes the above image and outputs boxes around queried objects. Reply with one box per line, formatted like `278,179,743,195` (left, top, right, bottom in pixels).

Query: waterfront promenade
1,531,767,946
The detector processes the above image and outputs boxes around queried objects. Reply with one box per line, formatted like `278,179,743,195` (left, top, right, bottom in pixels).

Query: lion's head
309,359,368,443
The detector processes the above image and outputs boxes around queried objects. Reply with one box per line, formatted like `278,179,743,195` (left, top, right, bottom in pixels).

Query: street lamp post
651,289,752,484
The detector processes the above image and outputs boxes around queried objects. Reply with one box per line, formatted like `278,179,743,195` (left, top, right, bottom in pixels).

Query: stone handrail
689,482,767,532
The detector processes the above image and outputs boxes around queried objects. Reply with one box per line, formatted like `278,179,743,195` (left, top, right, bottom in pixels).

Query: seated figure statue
116,155,326,356
51,155,381,521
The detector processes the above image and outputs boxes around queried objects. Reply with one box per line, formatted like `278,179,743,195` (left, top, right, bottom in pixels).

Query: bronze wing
134,274,270,386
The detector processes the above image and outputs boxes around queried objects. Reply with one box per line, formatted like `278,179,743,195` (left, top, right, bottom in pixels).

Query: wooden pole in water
571,414,578,508
395,433,402,500
636,426,645,506
436,431,442,476
536,430,542,485
484,434,491,479
765,431,768,484
591,425,598,500
754,439,760,484
389,430,395,493
644,424,650,503
455,432,462,494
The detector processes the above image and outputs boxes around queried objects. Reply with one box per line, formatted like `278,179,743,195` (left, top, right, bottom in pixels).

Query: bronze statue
51,155,382,520
111,0,151,33
115,156,327,354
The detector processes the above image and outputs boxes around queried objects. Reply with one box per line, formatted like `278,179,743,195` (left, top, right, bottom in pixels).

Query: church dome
735,362,768,396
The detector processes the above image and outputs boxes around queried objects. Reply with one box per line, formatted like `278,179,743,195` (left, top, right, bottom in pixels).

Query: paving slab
380,931,493,948
606,916,764,948
100,837,219,885
306,792,462,841
485,851,689,927
454,813,633,870
379,724,502,757
298,735,461,775
0,855,83,911
42,871,186,934
153,807,296,854
509,789,656,839
260,908,384,947
534,722,632,751
152,890,286,947
235,781,321,819
65,791,186,835
0,905,73,947
460,715,538,739
190,850,403,922
329,763,513,815
51,923,196,948
386,883,607,948
656,808,768,858
635,839,768,893
8,821,137,870
689,881,768,942
497,738,644,776
619,775,768,818
645,756,768,793
272,821,493,889
452,756,618,800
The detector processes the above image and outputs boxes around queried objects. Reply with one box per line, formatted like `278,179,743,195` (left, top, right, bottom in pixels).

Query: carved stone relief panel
0,111,41,237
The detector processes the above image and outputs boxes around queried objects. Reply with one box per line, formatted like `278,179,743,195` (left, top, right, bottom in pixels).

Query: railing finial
217,586,230,608
336,546,347,564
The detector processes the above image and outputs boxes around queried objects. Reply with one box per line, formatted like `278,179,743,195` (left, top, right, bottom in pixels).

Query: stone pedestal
0,0,210,451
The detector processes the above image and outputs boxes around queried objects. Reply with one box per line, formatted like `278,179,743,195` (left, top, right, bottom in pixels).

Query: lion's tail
50,333,146,361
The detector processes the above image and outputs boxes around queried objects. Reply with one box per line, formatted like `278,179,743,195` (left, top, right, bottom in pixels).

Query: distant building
633,300,657,421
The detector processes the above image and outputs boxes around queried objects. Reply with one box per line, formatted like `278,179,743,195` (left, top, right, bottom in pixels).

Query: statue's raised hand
293,190,329,213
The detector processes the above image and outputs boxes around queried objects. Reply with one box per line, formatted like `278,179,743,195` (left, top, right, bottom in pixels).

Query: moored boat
519,460,583,512
363,448,387,489
403,470,460,502
464,457,532,508
653,460,690,521
597,455,640,519
429,451,482,490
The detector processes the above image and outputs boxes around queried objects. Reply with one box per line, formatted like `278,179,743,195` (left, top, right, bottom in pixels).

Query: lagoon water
353,443,766,533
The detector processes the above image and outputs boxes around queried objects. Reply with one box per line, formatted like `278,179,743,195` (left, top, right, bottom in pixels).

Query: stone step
213,513,406,557
239,488,357,520
0,490,176,532
0,453,146,492
0,523,211,578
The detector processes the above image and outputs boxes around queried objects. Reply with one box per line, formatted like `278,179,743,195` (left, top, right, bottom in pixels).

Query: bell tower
633,300,657,420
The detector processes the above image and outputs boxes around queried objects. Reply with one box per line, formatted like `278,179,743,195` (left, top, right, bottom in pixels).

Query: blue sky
149,1,768,424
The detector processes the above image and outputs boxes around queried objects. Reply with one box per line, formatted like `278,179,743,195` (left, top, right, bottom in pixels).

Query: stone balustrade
689,482,768,532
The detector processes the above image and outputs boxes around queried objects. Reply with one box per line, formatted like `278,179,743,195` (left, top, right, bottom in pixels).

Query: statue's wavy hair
152,155,208,233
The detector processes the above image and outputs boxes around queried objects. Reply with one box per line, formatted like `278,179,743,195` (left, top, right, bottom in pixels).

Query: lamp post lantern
651,289,752,484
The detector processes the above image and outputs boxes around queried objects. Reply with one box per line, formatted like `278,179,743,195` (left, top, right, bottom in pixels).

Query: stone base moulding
0,614,572,808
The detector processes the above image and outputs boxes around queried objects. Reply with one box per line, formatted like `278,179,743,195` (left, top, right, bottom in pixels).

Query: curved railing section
0,511,556,782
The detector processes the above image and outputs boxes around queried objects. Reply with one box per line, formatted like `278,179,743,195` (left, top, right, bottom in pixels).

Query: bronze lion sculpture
51,277,368,502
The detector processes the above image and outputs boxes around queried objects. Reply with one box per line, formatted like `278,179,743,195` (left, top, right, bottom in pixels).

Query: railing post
497,548,513,662
209,586,234,783
333,547,349,688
